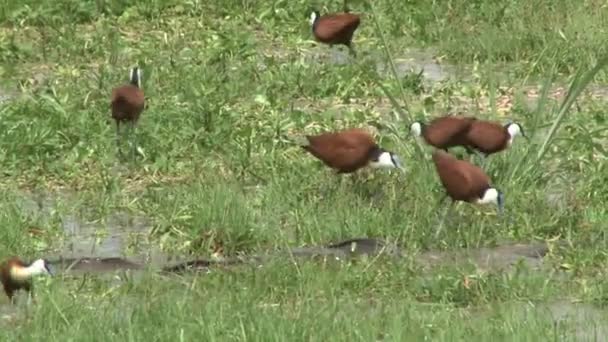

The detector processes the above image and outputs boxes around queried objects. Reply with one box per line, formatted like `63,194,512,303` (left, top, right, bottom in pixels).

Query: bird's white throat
477,188,499,205
9,260,49,282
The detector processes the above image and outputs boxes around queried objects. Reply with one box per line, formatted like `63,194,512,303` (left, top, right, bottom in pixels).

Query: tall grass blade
365,0,411,123
535,55,608,163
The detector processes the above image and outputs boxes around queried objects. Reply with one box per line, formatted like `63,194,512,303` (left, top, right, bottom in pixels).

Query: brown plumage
410,116,476,152
310,10,361,56
431,149,504,236
296,128,402,173
412,117,527,159
1,257,52,302
465,120,527,156
432,150,497,204
111,67,145,157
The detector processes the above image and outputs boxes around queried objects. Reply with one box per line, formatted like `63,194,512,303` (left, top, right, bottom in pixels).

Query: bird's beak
497,193,505,215
392,155,405,172
46,264,54,276
522,132,530,141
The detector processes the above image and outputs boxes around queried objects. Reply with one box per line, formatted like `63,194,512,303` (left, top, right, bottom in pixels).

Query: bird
411,116,528,164
464,120,528,158
410,115,477,153
431,149,504,236
295,128,403,174
111,66,145,159
309,10,361,56
1,257,53,303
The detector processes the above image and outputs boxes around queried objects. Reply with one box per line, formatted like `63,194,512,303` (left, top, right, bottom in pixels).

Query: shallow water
16,190,176,273
417,242,550,272
305,46,459,83
15,188,558,277
376,48,458,83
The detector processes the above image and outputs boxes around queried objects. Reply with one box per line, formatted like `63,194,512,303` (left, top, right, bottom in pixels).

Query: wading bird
310,10,361,56
111,67,145,159
1,257,53,303
296,128,403,174
464,120,528,159
410,115,476,152
432,150,504,236
411,116,528,165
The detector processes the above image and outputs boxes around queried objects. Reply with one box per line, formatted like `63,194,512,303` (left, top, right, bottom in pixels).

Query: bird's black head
28,258,54,277
129,67,142,88
42,259,53,276
504,121,528,140
369,147,403,170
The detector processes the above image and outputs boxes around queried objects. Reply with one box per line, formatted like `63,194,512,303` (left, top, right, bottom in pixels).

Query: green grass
1,0,608,340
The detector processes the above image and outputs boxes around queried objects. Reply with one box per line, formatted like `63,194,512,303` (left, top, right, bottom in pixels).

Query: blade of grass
507,75,555,182
373,79,426,157
365,0,411,124
535,54,608,163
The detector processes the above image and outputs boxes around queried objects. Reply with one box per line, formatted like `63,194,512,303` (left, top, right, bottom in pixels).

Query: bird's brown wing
424,116,475,147
465,121,507,152
111,86,145,120
460,160,491,199
306,129,373,170
315,14,360,42
432,151,476,201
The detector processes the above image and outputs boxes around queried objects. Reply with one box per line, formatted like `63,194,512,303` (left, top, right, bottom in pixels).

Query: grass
1,0,608,340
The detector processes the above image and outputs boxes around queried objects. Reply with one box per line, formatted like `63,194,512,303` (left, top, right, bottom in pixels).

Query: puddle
15,189,554,277
277,237,400,263
326,237,402,256
302,46,458,83
417,242,550,272
161,240,553,278
16,190,177,273
49,257,143,274
288,238,400,262
376,48,458,83
162,238,402,273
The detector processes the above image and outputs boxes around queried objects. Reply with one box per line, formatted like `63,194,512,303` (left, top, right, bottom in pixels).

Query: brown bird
1,257,53,303
432,150,504,236
410,116,477,153
310,10,361,56
296,128,403,173
111,67,145,158
411,117,528,165
465,121,527,157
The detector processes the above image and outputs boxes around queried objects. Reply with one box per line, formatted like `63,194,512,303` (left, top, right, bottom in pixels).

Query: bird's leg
477,153,489,169
27,290,36,306
347,42,357,57
128,121,137,160
464,146,474,157
350,172,360,186
7,292,15,305
466,147,486,166
115,121,123,158
25,284,34,306
434,200,454,238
